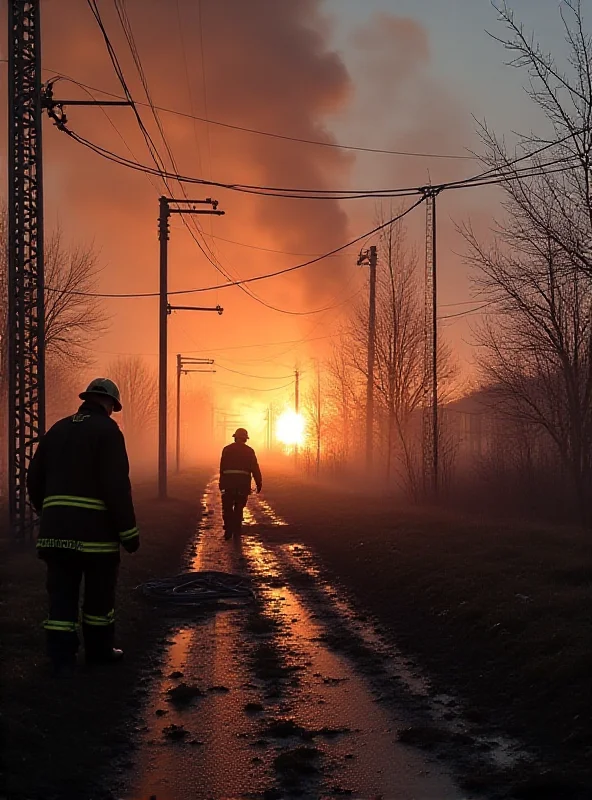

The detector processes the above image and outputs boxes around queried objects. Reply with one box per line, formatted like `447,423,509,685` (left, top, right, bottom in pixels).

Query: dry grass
263,474,592,788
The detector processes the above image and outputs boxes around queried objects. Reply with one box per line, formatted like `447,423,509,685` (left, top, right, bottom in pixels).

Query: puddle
248,495,526,774
240,533,464,799
123,478,473,799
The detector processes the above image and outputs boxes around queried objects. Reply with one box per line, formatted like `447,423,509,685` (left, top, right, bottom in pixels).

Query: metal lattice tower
8,1,45,539
423,190,438,497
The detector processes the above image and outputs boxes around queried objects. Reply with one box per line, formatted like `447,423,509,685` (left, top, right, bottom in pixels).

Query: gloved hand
122,537,140,554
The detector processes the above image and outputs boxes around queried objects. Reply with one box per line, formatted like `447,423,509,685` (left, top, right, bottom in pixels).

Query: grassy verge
262,474,592,793
0,471,207,800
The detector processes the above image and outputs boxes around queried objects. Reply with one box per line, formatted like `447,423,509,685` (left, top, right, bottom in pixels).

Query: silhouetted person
27,378,139,678
219,428,262,540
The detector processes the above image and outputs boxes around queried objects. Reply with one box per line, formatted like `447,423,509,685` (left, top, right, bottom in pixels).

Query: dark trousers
221,489,248,536
42,551,119,664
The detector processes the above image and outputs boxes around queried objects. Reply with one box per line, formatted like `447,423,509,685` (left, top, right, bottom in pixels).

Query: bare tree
44,228,108,363
0,207,107,493
325,338,364,472
0,207,107,368
462,1,592,524
346,212,458,494
484,1,592,280
302,363,323,476
108,356,158,455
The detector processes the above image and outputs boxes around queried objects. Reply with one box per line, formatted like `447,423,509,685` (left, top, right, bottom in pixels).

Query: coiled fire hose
140,571,255,606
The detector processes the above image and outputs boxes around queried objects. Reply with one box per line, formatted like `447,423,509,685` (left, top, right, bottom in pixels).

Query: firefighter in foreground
27,378,139,677
219,428,262,540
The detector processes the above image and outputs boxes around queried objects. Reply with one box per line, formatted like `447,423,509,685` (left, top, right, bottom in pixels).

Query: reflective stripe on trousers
44,619,77,632
83,609,115,627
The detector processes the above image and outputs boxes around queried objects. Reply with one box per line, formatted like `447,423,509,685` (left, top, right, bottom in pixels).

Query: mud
122,479,470,800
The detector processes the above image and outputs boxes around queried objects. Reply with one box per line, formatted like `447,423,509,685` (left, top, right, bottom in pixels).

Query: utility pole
8,1,44,539
158,198,169,500
423,189,439,498
358,245,377,472
158,197,224,500
214,409,241,445
316,362,321,476
175,354,215,473
294,368,300,461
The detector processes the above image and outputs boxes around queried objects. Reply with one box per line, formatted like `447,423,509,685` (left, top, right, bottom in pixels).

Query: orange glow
276,410,306,448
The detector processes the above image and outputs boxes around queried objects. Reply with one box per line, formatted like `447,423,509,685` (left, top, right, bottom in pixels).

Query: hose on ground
139,571,255,606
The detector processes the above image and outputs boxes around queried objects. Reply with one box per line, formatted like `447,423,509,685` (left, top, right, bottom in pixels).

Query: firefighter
219,428,262,540
26,378,139,677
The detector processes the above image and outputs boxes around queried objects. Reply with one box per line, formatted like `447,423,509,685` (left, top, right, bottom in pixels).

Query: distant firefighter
219,428,262,540
27,378,139,678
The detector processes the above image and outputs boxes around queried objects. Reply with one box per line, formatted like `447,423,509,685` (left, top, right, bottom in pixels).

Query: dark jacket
26,401,138,555
219,441,262,494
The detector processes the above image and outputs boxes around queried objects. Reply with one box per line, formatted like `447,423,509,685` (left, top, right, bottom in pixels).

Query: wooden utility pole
175,354,215,473
158,198,169,499
358,245,377,471
423,189,439,498
157,197,224,500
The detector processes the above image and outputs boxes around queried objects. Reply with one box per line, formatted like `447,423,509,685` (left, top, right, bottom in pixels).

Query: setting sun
275,410,306,448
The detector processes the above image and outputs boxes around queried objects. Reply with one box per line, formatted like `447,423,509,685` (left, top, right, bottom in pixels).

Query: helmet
233,427,249,440
79,378,122,412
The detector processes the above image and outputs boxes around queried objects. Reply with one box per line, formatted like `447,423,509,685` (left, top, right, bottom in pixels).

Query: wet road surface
124,479,471,800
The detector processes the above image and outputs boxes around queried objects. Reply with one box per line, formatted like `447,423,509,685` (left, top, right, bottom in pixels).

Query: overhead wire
438,302,492,320
43,150,576,303
216,364,295,380
45,94,587,200
113,0,343,318
0,58,479,160
108,0,322,317
46,199,426,298
213,381,295,393
36,26,591,325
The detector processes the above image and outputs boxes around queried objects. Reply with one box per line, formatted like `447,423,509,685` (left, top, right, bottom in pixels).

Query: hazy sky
0,0,581,434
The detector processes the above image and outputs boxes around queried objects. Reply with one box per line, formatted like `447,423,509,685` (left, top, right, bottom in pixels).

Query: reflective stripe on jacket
219,442,262,493
27,401,139,554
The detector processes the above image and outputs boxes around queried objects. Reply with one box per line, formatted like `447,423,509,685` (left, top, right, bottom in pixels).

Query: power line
11,62,478,161
47,110,583,201
216,364,294,380
193,230,352,257
438,302,492,320
182,332,339,354
109,0,316,318
46,199,426,298
214,381,295,393
103,0,293,317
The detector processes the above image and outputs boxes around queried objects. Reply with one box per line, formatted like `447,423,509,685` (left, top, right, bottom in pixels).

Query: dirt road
123,479,477,800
